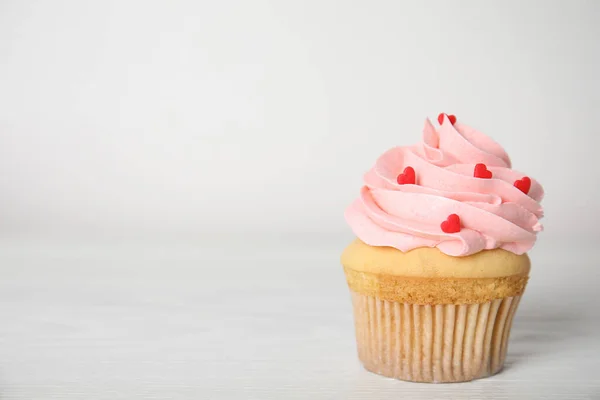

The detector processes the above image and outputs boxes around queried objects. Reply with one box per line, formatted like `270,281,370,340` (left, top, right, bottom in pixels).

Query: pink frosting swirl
345,116,544,257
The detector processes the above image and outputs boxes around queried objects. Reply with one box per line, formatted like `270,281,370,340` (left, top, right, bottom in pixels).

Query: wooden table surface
0,238,598,399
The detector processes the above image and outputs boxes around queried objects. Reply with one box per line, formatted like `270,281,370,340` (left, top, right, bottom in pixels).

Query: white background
1,1,599,399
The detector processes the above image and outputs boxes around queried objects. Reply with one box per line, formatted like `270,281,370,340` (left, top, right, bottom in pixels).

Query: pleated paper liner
351,291,522,383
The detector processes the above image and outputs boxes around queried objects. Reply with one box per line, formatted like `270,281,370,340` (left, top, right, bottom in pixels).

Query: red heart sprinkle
441,214,461,233
514,176,531,194
396,166,416,185
437,113,457,125
474,163,492,179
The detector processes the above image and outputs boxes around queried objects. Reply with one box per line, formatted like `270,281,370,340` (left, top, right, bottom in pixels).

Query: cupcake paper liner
351,291,522,383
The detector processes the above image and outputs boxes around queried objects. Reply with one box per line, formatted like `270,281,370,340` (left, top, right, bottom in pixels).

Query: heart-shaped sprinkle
441,214,461,233
437,113,457,125
474,163,492,179
514,176,531,194
397,166,416,185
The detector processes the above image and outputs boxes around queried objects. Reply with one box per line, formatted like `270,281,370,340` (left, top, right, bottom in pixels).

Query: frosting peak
345,116,544,257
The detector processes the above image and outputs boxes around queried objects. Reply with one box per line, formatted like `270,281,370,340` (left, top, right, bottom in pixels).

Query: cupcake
342,113,544,383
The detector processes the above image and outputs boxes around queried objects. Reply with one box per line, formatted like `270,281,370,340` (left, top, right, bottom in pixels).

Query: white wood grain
0,239,598,399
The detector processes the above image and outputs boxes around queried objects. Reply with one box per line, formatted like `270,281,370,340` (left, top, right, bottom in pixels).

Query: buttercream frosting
345,116,544,256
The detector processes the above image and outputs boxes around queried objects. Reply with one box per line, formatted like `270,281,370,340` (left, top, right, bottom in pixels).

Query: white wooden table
0,238,598,399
